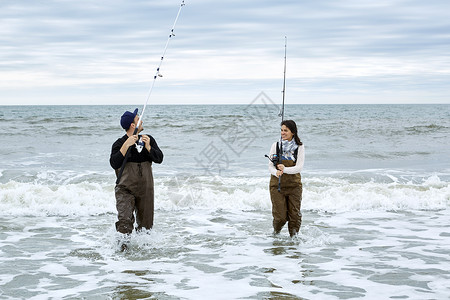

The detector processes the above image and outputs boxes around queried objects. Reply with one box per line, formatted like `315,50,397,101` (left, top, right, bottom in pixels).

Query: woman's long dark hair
281,120,302,146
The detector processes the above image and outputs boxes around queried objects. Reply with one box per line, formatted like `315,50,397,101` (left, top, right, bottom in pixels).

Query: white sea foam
304,174,450,212
0,174,448,216
1,206,449,299
0,181,115,216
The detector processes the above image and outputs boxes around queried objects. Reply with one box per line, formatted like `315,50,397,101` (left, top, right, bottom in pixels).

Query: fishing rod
265,37,287,192
279,36,287,122
116,0,186,184
277,36,287,192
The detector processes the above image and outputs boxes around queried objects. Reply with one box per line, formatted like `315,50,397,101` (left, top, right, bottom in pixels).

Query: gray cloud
0,0,449,104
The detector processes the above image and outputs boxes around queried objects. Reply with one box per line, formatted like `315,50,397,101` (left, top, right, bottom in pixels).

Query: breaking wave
1,171,448,216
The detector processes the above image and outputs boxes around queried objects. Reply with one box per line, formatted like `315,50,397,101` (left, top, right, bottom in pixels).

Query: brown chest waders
115,161,154,234
269,159,303,237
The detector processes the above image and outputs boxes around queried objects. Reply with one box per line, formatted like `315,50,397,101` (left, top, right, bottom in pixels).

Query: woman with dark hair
268,120,305,237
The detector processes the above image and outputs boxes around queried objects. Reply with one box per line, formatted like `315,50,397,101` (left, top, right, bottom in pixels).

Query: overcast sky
1,0,449,105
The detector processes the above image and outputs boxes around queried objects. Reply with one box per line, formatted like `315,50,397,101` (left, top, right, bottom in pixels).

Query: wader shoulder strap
276,142,282,164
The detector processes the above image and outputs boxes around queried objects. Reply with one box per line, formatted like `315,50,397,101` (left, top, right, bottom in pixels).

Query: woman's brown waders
269,159,303,237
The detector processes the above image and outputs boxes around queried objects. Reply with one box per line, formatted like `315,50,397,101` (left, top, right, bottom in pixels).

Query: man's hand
141,135,151,152
120,135,138,156
125,135,138,147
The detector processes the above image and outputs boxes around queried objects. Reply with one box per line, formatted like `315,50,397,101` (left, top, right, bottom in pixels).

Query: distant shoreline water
2,103,449,174
1,103,449,107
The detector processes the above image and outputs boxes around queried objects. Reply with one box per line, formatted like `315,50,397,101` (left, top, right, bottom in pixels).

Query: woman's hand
275,164,284,178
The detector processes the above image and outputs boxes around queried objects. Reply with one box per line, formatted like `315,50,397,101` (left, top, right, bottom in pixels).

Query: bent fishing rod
116,0,185,184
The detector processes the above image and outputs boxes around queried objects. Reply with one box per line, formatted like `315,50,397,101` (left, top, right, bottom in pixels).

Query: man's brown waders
115,161,154,234
269,159,303,237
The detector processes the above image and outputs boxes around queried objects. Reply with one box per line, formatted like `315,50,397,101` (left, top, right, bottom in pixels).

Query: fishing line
116,0,186,184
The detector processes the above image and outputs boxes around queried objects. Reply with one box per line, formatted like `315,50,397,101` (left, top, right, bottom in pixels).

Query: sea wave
0,174,448,216
405,124,448,134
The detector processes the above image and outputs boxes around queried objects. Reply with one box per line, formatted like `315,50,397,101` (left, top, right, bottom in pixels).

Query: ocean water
0,102,449,299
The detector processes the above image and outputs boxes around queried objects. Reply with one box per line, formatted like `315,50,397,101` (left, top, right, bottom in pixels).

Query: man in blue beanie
110,108,163,251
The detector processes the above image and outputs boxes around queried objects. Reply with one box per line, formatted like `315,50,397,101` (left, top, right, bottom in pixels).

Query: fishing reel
265,154,280,169
266,154,283,192
136,137,144,153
